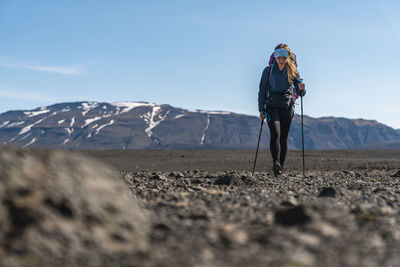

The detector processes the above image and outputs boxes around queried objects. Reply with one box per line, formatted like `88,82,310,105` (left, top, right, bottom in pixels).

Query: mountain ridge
1,101,399,150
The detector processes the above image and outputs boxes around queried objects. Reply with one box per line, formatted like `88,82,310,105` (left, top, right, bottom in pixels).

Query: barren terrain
88,149,400,266
2,148,400,266
84,149,400,172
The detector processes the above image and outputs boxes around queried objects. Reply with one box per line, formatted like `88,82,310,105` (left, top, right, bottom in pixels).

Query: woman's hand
259,112,266,120
298,82,305,91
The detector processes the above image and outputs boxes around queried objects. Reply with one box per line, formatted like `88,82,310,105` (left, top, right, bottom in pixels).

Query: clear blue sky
1,0,399,128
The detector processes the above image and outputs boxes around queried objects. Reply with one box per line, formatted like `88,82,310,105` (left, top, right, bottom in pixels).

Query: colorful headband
274,48,289,58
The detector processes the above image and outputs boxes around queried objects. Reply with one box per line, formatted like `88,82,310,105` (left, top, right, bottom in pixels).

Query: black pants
266,107,294,168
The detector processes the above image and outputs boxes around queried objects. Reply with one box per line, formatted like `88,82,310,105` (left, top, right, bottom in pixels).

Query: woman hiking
258,43,306,176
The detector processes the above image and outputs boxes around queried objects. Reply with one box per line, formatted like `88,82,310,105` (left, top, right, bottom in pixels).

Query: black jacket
258,61,305,112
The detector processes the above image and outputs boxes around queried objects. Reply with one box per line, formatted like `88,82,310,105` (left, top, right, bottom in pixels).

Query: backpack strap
268,62,273,81
290,75,300,106
266,62,273,99
289,83,295,106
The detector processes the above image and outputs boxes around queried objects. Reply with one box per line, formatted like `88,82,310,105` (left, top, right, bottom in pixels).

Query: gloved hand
298,82,306,97
260,111,271,121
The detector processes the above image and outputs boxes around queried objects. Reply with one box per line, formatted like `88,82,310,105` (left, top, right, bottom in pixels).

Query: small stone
265,212,274,225
313,222,340,238
231,230,248,245
214,175,232,185
151,174,167,180
287,249,315,266
295,233,320,247
281,196,298,207
318,187,336,197
391,170,400,178
206,230,219,243
379,206,396,216
369,234,384,249
372,188,386,194
189,212,209,220
274,205,311,226
122,173,133,184
175,172,184,178
220,223,248,245
200,248,214,261
191,178,203,184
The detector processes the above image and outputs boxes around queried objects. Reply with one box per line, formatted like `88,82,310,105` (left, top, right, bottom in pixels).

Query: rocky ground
120,168,400,267
2,148,400,266
98,149,400,267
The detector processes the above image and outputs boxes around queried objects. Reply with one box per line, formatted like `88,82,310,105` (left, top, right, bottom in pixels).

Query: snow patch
111,102,156,115
141,107,169,138
200,115,210,145
7,121,25,127
95,120,114,135
81,102,99,116
70,118,75,127
174,114,185,119
23,138,37,148
203,111,231,115
82,116,102,128
20,133,31,141
24,108,50,117
0,121,10,128
62,138,70,145
61,108,71,112
65,128,74,135
188,110,231,115
58,119,65,125
19,116,48,135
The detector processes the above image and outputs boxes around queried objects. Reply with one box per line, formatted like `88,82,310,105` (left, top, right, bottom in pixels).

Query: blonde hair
275,43,298,84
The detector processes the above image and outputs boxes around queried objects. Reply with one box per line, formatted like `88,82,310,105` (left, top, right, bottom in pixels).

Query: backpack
267,53,299,107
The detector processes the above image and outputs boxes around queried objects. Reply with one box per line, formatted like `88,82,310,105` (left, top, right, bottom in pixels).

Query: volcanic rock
274,205,312,226
0,146,148,266
391,170,400,178
214,175,232,185
318,187,336,197
214,172,245,186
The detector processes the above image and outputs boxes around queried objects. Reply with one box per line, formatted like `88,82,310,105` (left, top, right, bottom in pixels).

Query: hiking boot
273,162,282,176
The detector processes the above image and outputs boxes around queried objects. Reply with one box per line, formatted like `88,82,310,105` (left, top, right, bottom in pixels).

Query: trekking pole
301,93,305,177
252,119,264,175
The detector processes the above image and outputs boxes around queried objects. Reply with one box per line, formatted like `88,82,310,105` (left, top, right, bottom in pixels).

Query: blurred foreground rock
0,146,148,267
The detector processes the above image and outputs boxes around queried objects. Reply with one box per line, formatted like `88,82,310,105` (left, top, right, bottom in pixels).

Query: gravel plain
89,149,400,267
2,148,400,266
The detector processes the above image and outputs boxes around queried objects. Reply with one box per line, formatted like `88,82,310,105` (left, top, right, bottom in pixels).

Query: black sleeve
258,67,269,112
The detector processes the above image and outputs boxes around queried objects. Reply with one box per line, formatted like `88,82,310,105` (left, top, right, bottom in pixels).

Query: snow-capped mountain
0,101,241,149
1,101,399,150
